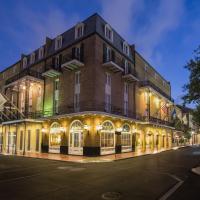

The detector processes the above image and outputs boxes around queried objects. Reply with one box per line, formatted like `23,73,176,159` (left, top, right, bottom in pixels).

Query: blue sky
0,0,200,106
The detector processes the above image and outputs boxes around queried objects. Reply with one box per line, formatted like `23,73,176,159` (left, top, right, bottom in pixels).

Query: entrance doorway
121,124,132,152
49,122,62,153
100,121,115,155
69,120,83,155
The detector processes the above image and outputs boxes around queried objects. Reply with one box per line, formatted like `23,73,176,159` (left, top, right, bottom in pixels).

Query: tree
183,46,200,124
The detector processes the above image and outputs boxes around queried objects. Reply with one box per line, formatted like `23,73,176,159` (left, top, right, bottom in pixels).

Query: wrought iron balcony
122,67,138,82
42,63,61,78
103,56,124,73
149,116,174,127
139,80,173,102
5,68,44,85
61,51,84,71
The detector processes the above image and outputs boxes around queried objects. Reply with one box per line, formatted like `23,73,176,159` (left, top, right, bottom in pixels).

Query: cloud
3,4,80,54
101,0,185,66
101,0,144,39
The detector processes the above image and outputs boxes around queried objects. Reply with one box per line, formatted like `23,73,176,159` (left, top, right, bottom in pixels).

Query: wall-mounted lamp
84,124,90,134
116,127,122,132
96,124,102,134
60,127,66,132
41,127,47,133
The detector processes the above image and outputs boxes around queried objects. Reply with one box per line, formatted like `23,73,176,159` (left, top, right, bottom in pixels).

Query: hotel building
0,13,176,156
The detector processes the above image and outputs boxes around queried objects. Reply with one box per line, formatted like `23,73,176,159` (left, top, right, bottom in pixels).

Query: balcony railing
61,51,84,71
5,68,44,85
42,63,61,78
123,66,138,82
103,56,124,73
42,101,174,127
149,116,173,127
139,80,173,101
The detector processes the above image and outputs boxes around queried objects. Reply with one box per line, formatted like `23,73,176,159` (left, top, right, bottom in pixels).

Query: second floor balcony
5,68,44,86
103,55,124,73
42,63,62,78
61,47,84,71
139,80,173,102
122,66,138,82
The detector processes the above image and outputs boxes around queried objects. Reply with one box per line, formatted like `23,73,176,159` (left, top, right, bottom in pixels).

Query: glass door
69,131,83,155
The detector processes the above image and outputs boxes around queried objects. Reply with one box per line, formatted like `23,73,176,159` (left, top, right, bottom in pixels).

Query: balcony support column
24,80,30,118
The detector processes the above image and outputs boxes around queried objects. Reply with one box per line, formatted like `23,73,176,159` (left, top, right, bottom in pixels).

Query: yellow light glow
84,125,90,131
96,125,102,131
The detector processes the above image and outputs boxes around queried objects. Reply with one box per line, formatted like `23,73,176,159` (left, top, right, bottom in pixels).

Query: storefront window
121,124,131,147
50,122,62,147
101,121,115,148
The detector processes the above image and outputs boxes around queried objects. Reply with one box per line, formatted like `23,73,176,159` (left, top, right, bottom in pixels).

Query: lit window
38,47,44,59
55,35,62,50
75,23,84,39
30,53,35,64
123,42,129,56
105,24,113,42
22,57,27,68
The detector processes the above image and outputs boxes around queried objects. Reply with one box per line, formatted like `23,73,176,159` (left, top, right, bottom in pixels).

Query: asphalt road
0,147,199,200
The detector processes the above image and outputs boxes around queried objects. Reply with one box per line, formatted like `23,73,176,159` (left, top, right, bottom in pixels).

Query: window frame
105,24,113,42
55,35,63,50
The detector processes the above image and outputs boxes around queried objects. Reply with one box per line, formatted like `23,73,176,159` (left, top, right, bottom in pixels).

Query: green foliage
183,46,200,124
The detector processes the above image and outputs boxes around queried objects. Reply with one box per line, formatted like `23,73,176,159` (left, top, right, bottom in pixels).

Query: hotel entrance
100,121,115,155
49,122,62,153
69,120,83,155
121,124,132,152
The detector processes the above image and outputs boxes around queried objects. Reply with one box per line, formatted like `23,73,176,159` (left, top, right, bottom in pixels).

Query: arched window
102,120,115,132
69,120,84,155
100,121,115,155
70,120,83,132
121,124,132,152
49,122,62,153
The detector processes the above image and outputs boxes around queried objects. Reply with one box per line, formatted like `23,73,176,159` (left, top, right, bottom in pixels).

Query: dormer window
22,57,27,68
123,42,129,56
105,24,113,42
30,53,35,64
38,47,44,59
55,35,62,50
75,23,84,39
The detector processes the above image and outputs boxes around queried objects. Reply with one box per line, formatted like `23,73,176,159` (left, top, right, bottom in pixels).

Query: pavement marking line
159,174,184,200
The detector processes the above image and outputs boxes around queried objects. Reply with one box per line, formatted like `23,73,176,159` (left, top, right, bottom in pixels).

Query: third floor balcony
122,65,139,82
61,46,84,71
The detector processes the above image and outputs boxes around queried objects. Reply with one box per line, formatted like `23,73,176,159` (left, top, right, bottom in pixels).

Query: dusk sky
0,0,200,106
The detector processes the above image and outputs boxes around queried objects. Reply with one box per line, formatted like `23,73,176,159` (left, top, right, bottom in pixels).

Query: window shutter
72,47,76,59
80,43,84,62
52,57,56,68
103,43,106,62
59,54,62,66
122,58,125,68
111,50,115,62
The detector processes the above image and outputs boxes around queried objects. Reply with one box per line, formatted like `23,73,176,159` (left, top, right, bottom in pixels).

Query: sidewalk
1,146,187,163
16,148,174,163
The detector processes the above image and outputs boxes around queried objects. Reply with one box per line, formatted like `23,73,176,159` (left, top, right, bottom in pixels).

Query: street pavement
0,146,199,200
